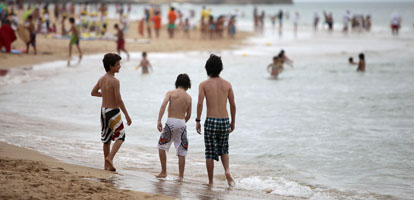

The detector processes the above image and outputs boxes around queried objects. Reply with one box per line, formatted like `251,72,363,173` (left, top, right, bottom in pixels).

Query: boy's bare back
167,89,191,119
199,77,234,118
97,74,120,109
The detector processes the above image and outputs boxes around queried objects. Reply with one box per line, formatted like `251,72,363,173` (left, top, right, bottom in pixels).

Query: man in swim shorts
68,17,82,66
167,7,177,38
156,74,192,180
196,54,236,187
114,23,130,60
91,53,132,171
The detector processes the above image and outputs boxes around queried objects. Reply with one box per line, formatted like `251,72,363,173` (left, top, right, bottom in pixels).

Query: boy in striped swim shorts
91,53,132,171
156,74,192,180
196,54,236,187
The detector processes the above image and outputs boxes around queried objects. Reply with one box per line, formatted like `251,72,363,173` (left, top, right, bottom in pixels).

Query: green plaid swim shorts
204,118,230,161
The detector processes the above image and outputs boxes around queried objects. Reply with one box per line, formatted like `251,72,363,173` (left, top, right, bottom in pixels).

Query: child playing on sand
114,23,130,60
91,53,132,171
349,53,366,72
156,74,192,180
68,17,82,66
183,18,190,38
25,15,37,55
136,51,153,74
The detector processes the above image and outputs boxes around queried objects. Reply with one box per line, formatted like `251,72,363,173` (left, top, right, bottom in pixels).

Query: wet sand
0,142,172,200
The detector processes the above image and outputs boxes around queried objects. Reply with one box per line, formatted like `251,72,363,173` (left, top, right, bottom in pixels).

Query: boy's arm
114,80,132,126
285,57,294,67
148,61,153,71
228,85,236,133
185,96,192,123
196,83,205,134
157,92,170,132
91,80,102,97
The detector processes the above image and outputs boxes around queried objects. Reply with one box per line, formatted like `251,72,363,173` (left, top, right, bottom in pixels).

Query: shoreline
1,23,253,69
0,141,172,200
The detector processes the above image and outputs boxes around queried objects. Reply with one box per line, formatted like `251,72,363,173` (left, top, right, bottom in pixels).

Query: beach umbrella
22,8,34,21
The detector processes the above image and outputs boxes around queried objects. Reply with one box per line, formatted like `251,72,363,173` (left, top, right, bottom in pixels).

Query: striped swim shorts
100,107,125,144
204,118,230,161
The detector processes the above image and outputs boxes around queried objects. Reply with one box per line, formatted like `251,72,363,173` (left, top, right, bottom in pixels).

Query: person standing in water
91,53,132,171
349,53,366,72
267,56,283,79
156,74,192,180
137,51,153,74
196,54,236,187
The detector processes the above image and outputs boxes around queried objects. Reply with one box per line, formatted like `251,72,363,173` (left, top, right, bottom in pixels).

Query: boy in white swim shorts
156,74,192,180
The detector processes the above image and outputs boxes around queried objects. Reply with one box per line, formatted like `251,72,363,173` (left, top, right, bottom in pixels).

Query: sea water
1,1,414,199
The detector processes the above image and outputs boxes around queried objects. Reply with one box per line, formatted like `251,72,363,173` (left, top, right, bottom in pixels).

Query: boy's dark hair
278,50,285,58
69,17,75,23
205,54,222,77
142,51,147,57
359,53,365,60
273,56,278,61
171,7,175,11
175,73,191,89
28,15,33,20
114,24,118,29
102,53,121,72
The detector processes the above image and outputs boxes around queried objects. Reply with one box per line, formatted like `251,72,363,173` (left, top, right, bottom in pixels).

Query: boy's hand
230,121,235,133
196,122,201,135
126,115,132,126
157,122,163,132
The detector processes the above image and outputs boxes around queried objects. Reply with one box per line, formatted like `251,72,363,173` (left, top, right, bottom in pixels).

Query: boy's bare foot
225,172,235,187
105,158,116,171
156,172,167,178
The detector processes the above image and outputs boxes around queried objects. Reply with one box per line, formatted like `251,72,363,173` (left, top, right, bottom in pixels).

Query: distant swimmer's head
205,54,223,78
349,57,353,63
278,50,285,58
359,53,365,60
142,51,147,58
171,7,175,11
103,53,122,72
175,73,191,90
273,56,279,62
69,17,75,24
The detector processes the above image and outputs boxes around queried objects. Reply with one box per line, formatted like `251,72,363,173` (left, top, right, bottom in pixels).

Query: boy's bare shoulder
101,75,119,84
220,78,232,87
199,79,208,86
185,92,192,100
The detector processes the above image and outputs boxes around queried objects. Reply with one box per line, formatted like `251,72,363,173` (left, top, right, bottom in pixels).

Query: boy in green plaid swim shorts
204,118,230,161
196,54,236,187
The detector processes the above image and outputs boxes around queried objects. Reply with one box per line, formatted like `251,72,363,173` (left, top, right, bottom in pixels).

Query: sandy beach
0,142,172,200
1,19,252,69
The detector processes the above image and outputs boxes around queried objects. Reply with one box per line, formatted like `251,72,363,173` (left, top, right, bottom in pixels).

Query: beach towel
0,24,17,53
